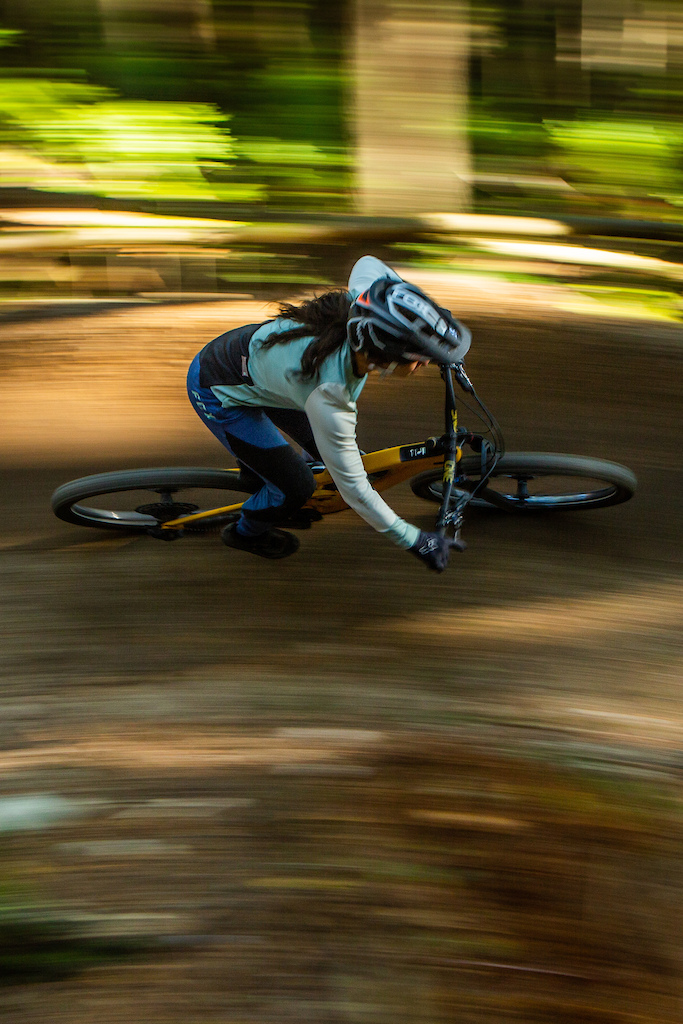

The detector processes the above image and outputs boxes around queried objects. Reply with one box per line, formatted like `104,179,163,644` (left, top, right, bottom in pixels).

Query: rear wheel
411,453,637,512
51,467,254,533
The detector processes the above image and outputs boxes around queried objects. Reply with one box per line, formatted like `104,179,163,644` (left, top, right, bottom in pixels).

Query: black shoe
279,507,323,529
221,522,299,559
225,508,322,530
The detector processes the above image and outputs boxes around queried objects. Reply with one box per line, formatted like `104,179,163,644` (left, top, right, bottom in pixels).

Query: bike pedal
147,527,185,541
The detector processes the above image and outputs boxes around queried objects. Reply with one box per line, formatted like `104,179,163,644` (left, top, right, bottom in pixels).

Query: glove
409,531,457,573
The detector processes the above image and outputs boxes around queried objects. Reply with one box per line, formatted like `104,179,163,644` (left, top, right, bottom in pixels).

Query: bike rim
64,484,246,530
481,471,627,509
422,472,629,510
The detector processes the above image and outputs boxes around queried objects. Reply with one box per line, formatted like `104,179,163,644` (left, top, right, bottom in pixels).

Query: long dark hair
259,289,352,380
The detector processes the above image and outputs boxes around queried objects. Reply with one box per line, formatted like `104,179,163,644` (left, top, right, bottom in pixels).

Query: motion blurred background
0,3,681,1022
3,0,683,319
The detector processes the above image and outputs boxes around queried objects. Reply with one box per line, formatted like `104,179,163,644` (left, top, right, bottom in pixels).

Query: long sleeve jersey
202,256,420,549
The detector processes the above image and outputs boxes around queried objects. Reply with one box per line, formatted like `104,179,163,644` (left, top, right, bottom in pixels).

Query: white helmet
347,278,471,365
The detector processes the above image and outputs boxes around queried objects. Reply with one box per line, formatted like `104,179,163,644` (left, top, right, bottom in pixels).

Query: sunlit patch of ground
0,727,383,772
381,578,683,643
0,299,278,463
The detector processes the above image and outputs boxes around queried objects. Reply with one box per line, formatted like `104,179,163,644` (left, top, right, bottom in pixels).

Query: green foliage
470,109,548,158
0,77,261,200
5,3,683,217
238,137,344,171
0,877,146,984
0,0,349,211
234,136,350,206
468,101,683,215
546,116,683,197
0,912,143,984
0,28,21,48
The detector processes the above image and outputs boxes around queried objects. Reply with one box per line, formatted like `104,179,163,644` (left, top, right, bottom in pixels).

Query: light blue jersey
208,319,366,411
207,255,401,413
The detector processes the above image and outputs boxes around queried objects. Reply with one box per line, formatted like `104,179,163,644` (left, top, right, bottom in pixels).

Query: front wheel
411,453,637,512
51,467,254,532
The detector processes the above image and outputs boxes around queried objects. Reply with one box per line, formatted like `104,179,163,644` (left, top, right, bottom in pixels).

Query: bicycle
50,363,636,552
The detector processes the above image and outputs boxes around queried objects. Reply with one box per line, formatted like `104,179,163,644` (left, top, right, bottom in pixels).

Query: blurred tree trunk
97,0,216,51
350,0,471,215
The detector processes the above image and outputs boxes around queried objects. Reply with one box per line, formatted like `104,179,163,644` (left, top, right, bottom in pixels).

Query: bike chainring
135,501,199,523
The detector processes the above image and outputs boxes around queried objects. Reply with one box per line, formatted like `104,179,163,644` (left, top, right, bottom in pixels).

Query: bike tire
51,467,254,532
410,453,637,512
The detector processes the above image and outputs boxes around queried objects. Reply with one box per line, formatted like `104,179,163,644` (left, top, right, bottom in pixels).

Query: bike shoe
219,509,320,530
221,522,299,559
279,507,323,529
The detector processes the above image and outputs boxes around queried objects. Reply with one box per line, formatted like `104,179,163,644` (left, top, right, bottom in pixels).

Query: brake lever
440,508,468,552
453,363,475,394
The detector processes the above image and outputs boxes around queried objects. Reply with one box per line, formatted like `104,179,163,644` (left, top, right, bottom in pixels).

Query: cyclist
187,256,470,572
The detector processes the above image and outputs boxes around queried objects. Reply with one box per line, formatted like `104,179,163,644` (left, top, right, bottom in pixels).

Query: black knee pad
273,447,316,512
225,434,316,522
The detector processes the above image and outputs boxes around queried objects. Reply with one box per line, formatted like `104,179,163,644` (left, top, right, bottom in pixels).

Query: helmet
347,277,471,365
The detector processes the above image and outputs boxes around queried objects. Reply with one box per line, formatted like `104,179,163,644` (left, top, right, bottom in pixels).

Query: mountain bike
50,363,636,552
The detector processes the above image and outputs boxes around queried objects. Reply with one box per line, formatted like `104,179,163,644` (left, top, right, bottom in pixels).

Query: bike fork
437,365,467,551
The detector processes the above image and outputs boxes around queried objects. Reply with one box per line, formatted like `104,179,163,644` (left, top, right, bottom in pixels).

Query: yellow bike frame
158,441,458,531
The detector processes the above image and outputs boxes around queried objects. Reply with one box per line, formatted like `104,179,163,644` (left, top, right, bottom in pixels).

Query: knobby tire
51,467,253,532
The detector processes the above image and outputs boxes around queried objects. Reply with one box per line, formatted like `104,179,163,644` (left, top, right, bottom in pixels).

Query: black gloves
409,531,458,573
